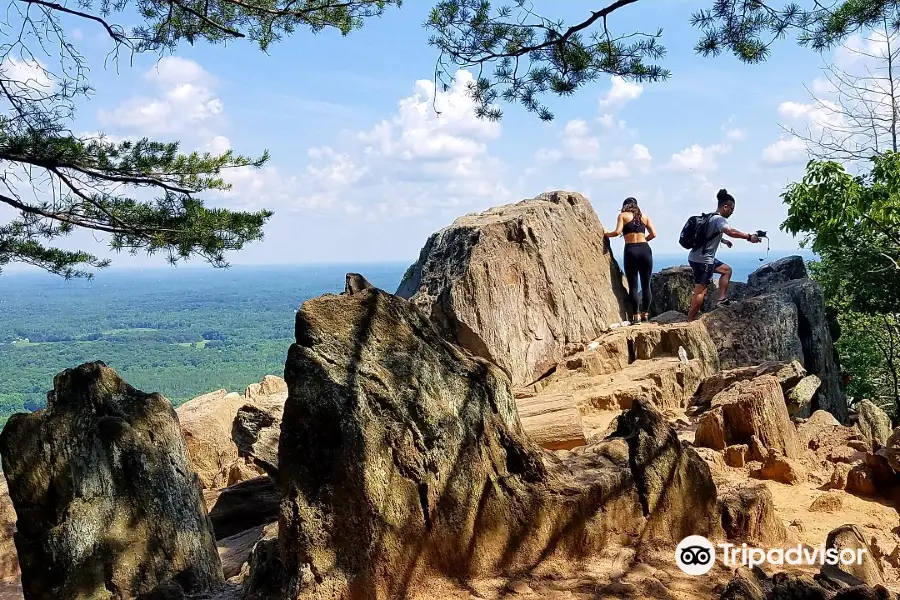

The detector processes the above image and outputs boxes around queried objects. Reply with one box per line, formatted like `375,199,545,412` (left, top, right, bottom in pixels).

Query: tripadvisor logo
675,536,867,576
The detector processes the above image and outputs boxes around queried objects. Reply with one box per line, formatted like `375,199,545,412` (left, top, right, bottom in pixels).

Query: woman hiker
605,197,657,324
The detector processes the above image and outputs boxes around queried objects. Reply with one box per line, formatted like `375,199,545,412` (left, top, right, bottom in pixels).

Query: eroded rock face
694,376,802,458
277,288,717,599
396,191,629,385
232,395,285,478
0,481,19,581
692,361,806,413
718,484,790,546
858,400,893,451
701,294,805,372
0,361,223,599
748,256,809,289
770,279,847,421
177,389,249,489
826,525,885,587
652,258,847,422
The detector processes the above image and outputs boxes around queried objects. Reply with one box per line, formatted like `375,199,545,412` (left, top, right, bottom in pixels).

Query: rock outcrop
719,566,896,600
177,388,252,489
858,400,893,451
275,287,718,599
0,361,223,599
718,484,790,545
694,376,802,458
691,360,806,413
748,255,809,288
205,476,280,541
652,256,847,421
701,293,805,373
826,525,885,587
0,481,18,581
396,190,629,386
243,374,287,401
232,395,285,478
885,427,900,472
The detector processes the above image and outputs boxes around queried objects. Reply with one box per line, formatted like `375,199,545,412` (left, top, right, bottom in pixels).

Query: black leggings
624,242,653,316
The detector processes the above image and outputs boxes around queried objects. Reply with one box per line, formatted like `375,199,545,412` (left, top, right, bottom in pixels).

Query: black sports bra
622,213,646,235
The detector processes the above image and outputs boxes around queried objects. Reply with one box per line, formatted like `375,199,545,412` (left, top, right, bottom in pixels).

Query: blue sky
0,0,874,270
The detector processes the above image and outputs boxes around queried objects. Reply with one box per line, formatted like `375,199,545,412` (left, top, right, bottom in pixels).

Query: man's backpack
679,213,714,250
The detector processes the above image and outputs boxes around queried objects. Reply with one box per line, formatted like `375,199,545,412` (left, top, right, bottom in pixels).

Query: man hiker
686,188,761,321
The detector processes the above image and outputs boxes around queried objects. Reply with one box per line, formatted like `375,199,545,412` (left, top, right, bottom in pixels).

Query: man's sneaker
716,298,734,307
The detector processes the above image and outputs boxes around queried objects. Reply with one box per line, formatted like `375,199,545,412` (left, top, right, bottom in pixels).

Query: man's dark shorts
689,259,725,285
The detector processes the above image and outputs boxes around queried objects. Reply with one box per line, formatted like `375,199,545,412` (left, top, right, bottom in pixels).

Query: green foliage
425,1,900,121
781,155,900,313
830,311,900,412
1,0,402,278
783,155,900,414
0,264,406,426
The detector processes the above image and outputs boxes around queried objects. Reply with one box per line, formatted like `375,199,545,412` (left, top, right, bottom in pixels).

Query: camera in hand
755,230,767,239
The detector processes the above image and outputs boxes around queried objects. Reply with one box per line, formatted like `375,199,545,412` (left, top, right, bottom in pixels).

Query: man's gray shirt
688,214,728,265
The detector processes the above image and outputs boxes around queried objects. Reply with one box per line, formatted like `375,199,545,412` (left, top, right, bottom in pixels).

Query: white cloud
630,143,652,162
581,160,631,181
218,69,514,219
599,76,643,107
98,57,224,136
0,57,55,97
666,143,731,172
559,119,601,160
761,137,808,166
725,128,747,141
204,135,231,155
534,148,562,164
777,99,845,131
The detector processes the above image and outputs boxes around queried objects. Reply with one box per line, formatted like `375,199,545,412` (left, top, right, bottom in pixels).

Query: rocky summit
397,191,629,387
0,191,898,600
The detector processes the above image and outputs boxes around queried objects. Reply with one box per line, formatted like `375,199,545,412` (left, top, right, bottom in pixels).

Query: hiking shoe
716,298,734,307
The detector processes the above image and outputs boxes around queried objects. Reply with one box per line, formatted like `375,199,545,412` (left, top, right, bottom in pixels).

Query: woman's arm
644,215,657,242
605,213,626,238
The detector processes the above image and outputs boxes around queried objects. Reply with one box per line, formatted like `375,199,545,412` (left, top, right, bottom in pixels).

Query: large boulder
769,278,847,421
395,191,629,386
232,394,285,478
691,360,806,413
702,278,847,421
649,266,695,317
748,255,809,289
648,265,750,317
825,525,885,587
275,288,718,599
612,399,719,543
718,483,790,546
0,481,18,580
205,476,280,541
0,361,223,599
857,400,893,451
694,376,803,458
885,427,900,472
701,293,805,371
177,388,250,489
